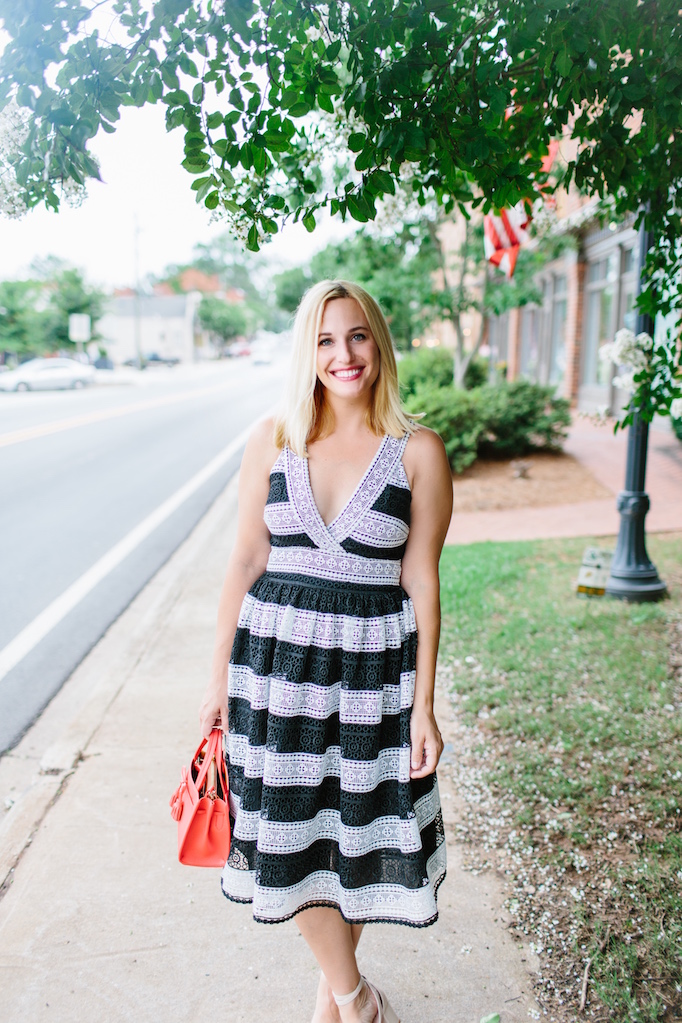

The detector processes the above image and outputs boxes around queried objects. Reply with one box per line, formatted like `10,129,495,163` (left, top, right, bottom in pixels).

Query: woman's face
316,297,381,403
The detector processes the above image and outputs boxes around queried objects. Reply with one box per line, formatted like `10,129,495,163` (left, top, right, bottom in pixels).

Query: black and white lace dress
221,432,446,926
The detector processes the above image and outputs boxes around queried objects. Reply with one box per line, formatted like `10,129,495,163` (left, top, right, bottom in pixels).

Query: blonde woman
199,280,453,1023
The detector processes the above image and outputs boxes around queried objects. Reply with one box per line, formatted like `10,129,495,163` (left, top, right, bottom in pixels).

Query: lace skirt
221,571,446,927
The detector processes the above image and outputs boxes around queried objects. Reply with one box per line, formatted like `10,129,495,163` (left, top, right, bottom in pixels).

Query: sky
0,103,352,292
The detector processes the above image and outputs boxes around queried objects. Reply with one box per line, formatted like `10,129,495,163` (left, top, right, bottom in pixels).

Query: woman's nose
335,338,353,362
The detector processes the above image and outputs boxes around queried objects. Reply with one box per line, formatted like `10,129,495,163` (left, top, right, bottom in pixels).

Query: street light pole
605,222,667,602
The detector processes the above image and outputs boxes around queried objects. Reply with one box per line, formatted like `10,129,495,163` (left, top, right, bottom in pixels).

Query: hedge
407,379,571,473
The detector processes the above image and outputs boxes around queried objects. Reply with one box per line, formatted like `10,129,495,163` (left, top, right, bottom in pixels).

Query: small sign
68,313,91,343
576,546,613,597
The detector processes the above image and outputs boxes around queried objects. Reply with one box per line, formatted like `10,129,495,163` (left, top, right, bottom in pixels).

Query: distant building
483,133,644,413
490,195,640,414
97,291,214,365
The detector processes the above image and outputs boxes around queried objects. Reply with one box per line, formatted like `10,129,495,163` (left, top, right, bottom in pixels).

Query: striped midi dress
221,432,446,926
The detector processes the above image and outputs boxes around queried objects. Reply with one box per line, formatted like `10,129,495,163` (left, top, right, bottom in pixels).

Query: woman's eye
318,338,333,346
351,333,367,342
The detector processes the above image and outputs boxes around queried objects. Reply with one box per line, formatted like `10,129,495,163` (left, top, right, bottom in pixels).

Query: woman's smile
329,366,364,381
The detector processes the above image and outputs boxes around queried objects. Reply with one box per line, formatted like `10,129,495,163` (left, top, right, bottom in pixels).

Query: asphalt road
0,358,284,752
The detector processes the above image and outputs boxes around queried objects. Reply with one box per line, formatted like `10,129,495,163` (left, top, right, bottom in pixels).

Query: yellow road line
0,381,237,450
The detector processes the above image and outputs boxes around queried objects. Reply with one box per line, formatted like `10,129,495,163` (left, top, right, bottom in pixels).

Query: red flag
483,140,560,277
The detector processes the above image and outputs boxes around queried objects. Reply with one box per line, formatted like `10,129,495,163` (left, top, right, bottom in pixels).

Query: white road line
0,379,242,449
0,421,257,685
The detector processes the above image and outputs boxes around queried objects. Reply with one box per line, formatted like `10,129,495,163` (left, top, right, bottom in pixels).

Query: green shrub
410,384,484,473
463,355,489,389
409,378,571,472
476,379,571,458
398,348,453,401
672,416,682,442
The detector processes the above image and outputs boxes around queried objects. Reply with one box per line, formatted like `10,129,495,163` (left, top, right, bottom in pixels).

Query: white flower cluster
0,99,31,219
670,397,682,420
600,327,653,392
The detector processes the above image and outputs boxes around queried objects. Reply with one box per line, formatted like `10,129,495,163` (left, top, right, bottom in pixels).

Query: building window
549,275,567,387
582,252,619,386
520,305,540,378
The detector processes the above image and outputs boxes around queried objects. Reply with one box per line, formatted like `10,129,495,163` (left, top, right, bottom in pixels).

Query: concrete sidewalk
446,418,682,545
0,477,540,1023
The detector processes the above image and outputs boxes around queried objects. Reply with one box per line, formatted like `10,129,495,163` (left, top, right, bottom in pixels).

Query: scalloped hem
220,871,445,929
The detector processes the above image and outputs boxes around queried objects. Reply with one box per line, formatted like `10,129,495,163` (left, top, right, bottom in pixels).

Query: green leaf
302,211,316,232
205,191,219,210
318,91,334,114
288,102,310,117
347,193,369,222
372,170,395,194
195,179,215,203
348,132,365,152
206,111,223,129
480,1015,500,1023
246,224,260,251
252,145,267,175
192,82,205,103
556,47,572,77
326,40,342,60
354,148,374,172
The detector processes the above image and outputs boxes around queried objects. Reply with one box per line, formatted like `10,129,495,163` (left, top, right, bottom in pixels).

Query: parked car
144,352,180,367
0,357,96,392
122,352,180,368
225,340,251,358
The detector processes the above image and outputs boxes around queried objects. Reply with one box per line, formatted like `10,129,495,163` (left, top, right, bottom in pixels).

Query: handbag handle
192,728,223,796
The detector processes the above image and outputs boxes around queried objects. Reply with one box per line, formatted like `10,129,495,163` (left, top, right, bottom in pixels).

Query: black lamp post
605,223,667,602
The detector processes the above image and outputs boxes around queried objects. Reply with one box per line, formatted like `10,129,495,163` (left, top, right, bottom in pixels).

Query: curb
0,473,240,893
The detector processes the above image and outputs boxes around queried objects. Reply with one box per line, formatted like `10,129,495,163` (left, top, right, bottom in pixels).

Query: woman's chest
307,438,384,527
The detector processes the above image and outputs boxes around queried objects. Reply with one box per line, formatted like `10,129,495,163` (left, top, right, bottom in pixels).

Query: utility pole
133,215,143,369
605,222,667,602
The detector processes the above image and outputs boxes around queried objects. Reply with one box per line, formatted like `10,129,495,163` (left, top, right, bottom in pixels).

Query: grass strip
439,534,682,1022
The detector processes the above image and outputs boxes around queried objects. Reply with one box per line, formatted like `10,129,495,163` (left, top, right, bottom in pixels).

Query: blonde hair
274,280,418,456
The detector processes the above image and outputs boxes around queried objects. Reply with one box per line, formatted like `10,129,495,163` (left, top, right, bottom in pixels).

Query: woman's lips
330,367,363,380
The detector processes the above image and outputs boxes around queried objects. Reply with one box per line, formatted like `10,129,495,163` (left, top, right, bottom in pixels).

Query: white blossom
613,371,635,393
670,398,682,420
611,327,651,372
0,99,31,219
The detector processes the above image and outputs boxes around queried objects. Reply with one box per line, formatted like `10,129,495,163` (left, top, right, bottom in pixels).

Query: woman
199,280,453,1023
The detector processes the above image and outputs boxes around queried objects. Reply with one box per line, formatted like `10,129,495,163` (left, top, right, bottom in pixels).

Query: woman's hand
198,679,228,739
409,705,443,778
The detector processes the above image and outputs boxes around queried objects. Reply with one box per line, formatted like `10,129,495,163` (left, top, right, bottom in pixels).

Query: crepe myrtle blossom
600,328,652,392
599,327,681,429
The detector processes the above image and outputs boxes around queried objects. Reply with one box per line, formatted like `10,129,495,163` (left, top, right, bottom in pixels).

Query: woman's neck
320,391,373,438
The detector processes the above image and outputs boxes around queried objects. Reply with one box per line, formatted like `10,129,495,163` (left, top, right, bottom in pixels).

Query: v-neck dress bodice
221,431,446,928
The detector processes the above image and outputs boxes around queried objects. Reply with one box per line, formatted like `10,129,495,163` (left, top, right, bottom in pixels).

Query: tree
273,267,312,314
198,295,249,349
0,1,680,409
0,261,104,358
40,264,105,351
156,232,263,301
0,279,47,358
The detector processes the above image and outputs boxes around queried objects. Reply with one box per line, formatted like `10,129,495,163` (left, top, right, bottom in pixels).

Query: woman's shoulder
403,424,446,459
402,425,449,487
243,416,282,472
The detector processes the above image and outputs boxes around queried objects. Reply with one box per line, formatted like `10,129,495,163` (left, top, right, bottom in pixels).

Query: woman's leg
297,907,377,1023
313,923,365,1022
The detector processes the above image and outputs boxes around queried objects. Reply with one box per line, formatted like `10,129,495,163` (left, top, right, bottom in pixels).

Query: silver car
0,358,96,392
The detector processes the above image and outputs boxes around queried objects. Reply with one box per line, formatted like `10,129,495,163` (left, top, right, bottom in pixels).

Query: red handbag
169,728,231,867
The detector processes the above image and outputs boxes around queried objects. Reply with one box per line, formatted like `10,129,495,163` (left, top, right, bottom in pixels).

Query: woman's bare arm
400,427,453,778
198,418,279,737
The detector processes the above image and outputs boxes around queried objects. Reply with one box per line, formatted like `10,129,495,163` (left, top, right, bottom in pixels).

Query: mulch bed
453,453,613,514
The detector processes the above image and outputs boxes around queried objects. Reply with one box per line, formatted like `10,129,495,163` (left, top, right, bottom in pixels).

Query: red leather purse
169,728,231,867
